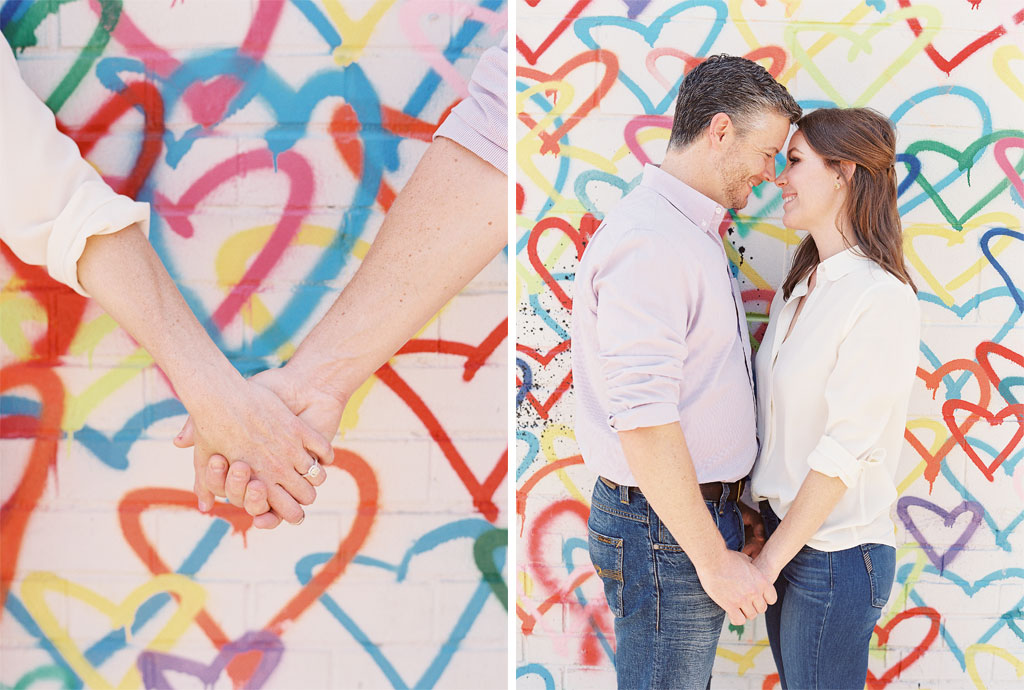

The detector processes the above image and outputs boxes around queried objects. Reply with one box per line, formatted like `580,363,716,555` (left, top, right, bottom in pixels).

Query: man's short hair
669,55,802,148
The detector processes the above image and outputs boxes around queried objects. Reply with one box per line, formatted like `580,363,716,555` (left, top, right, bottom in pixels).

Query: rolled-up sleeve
0,36,150,296
594,229,690,432
432,34,507,175
807,282,921,486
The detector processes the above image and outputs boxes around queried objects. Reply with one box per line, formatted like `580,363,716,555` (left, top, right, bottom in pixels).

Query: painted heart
895,497,983,573
0,366,65,615
574,169,642,217
517,50,619,155
937,453,1024,552
151,148,315,333
904,130,1024,231
896,0,1024,75
517,339,572,422
137,630,283,689
903,214,1021,309
786,4,940,107
995,136,1024,202
377,321,509,522
18,571,206,689
907,357,992,488
865,606,941,690
516,0,594,65
295,519,506,688
573,2,726,114
528,214,598,311
118,449,377,684
977,340,1024,406
644,45,786,107
943,399,1024,481
518,499,612,666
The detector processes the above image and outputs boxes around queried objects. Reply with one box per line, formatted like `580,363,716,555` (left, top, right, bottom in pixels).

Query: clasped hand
174,366,345,528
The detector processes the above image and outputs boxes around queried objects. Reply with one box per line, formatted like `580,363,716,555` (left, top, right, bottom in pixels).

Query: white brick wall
515,1,1024,688
0,2,507,688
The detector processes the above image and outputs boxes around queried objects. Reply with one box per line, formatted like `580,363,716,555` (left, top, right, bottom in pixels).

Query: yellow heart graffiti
0,290,46,359
994,44,1024,104
714,637,771,674
541,423,586,503
966,644,1024,689
728,0,872,86
786,5,941,107
899,418,951,494
904,213,1021,307
20,571,205,690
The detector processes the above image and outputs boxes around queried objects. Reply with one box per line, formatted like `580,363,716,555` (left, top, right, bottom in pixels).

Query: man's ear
707,112,734,150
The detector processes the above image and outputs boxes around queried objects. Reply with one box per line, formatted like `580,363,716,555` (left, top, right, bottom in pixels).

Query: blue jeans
587,479,745,689
760,501,895,690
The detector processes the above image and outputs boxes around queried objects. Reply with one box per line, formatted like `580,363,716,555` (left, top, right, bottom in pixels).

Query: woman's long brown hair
780,107,917,299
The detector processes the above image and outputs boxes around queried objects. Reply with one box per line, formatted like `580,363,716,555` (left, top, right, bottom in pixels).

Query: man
571,55,801,688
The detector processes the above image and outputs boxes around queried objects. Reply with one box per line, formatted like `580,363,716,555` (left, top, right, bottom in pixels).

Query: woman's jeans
588,478,745,689
759,501,895,690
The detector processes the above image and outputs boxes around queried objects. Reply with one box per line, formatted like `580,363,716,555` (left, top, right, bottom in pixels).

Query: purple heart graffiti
896,497,984,573
137,630,283,689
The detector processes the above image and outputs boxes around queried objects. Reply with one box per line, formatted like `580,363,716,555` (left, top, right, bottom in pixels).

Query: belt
599,475,745,503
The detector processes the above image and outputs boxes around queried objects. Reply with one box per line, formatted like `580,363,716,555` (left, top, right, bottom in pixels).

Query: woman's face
775,130,843,231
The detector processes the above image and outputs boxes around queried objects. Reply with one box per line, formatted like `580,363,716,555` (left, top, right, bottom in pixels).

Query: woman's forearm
75,223,246,409
755,470,847,580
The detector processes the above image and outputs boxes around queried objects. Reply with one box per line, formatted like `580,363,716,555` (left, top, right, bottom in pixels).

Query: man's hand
178,366,347,528
696,549,777,626
739,500,767,558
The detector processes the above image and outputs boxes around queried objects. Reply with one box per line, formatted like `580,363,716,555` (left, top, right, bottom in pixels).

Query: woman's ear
840,160,856,183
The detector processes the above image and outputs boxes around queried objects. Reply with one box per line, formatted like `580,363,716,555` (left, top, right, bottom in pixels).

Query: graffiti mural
516,1,1024,688
1,1,507,688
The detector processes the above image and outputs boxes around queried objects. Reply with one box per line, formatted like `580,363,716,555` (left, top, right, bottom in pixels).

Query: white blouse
750,247,920,551
1,36,150,296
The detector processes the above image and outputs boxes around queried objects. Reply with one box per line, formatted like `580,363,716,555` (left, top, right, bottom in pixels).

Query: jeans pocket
861,544,896,608
588,527,624,617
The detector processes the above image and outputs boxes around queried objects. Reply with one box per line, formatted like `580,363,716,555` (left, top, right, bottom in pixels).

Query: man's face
717,111,792,210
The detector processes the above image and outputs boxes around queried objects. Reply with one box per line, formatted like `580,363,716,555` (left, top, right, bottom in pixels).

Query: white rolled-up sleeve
0,36,150,296
806,283,921,486
593,229,690,432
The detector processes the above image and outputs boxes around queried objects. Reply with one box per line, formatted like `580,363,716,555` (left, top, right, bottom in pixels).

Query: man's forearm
756,470,847,579
285,137,507,401
76,223,245,410
618,422,729,569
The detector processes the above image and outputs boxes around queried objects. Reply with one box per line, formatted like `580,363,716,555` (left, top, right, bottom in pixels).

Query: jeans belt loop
619,484,629,505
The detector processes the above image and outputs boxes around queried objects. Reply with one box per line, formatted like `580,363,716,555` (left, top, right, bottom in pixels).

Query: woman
749,107,920,689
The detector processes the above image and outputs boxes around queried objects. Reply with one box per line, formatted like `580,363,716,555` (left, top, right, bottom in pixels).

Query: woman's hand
177,366,348,528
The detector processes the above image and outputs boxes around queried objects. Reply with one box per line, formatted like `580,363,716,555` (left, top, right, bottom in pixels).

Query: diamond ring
301,461,322,480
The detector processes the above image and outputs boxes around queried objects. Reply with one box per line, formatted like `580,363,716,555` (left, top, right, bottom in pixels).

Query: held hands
175,366,347,528
738,500,767,559
696,549,777,626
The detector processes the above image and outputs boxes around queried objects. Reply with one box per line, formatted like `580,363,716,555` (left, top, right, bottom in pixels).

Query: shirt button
716,206,722,213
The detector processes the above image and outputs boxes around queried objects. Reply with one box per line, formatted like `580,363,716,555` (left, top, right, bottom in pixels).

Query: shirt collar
640,164,726,240
789,246,871,298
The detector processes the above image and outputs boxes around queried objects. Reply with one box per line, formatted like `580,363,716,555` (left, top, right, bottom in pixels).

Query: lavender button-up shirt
571,164,758,485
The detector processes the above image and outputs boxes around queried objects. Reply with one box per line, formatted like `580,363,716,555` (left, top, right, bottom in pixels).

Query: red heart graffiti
517,50,619,155
906,357,991,489
866,606,941,689
517,338,572,421
896,1,1024,75
977,340,1024,405
943,399,1024,481
118,448,377,685
528,214,599,311
518,498,612,665
375,321,509,522
516,0,595,65
0,365,65,613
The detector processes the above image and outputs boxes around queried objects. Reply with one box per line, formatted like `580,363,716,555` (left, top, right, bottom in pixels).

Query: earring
834,178,841,190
